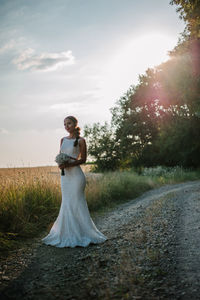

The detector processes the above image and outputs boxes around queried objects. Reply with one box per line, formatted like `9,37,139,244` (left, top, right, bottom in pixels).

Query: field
0,165,200,256
0,165,89,254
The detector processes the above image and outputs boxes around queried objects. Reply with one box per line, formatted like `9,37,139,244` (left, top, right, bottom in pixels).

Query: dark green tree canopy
84,0,200,171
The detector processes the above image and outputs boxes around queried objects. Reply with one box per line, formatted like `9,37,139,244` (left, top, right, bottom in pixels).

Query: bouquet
55,153,77,176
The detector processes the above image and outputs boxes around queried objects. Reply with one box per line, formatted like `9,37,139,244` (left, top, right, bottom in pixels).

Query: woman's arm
59,138,64,153
68,138,87,167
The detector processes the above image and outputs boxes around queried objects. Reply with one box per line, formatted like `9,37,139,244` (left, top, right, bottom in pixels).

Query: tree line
84,0,200,171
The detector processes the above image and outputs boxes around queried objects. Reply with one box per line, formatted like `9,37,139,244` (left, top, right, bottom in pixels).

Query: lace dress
41,137,107,248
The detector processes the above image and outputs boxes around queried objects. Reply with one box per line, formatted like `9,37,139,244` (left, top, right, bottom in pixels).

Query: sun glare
99,32,177,108
134,32,176,65
114,32,177,72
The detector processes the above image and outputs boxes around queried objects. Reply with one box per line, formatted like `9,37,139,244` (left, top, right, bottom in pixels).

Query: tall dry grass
0,165,200,255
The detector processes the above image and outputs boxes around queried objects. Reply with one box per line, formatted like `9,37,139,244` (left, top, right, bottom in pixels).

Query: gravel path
1,180,200,299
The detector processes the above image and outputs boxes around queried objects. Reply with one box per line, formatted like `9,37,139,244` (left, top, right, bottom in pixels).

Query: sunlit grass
0,165,199,255
86,171,155,212
0,166,61,254
140,165,200,184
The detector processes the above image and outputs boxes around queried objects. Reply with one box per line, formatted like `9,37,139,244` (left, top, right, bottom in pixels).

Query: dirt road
1,180,200,299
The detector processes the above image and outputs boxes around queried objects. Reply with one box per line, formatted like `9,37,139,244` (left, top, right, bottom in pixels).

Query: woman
41,116,107,247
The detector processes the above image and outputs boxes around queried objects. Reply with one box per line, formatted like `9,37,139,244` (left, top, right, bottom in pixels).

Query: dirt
0,180,200,299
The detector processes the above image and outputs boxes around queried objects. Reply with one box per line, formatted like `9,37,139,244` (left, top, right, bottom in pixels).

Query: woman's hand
64,161,72,168
58,164,65,170
58,156,79,169
58,162,72,169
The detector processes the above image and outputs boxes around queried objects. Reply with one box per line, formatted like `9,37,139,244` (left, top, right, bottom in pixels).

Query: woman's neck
68,134,76,139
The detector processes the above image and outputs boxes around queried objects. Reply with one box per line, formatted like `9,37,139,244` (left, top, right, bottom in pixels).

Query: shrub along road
1,180,200,299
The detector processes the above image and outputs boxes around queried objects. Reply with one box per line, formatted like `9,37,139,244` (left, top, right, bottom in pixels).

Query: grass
140,165,200,184
86,171,155,212
0,165,200,256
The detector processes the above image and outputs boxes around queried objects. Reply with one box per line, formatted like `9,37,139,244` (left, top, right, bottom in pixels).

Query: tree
170,0,200,38
84,122,119,171
84,0,200,170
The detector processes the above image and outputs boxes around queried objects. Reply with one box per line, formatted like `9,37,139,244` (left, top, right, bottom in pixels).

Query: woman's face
64,118,75,133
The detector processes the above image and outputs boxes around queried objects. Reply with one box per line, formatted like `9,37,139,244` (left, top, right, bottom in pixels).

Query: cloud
0,128,9,134
12,48,75,71
0,37,27,55
0,40,16,54
49,91,100,110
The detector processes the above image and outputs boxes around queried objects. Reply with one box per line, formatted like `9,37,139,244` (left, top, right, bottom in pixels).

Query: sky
0,0,185,168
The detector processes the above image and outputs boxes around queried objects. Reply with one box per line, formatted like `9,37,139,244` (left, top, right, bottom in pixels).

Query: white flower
55,153,71,165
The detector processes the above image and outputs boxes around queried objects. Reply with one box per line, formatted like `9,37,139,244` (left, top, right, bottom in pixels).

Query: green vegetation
170,0,200,39
86,167,200,214
84,0,200,172
0,171,61,255
2,0,200,258
1,166,200,256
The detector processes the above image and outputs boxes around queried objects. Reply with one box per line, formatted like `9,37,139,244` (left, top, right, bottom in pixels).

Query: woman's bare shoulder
60,137,65,145
78,136,85,140
78,136,86,143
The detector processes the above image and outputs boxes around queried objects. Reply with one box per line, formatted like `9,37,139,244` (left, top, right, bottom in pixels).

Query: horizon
0,0,185,167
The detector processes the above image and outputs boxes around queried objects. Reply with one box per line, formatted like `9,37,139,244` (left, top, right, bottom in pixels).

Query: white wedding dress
41,137,107,248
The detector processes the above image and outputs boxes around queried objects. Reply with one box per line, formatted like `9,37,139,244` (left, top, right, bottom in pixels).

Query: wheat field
1,165,199,255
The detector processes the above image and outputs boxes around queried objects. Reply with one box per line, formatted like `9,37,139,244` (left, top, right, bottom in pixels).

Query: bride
41,115,107,248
